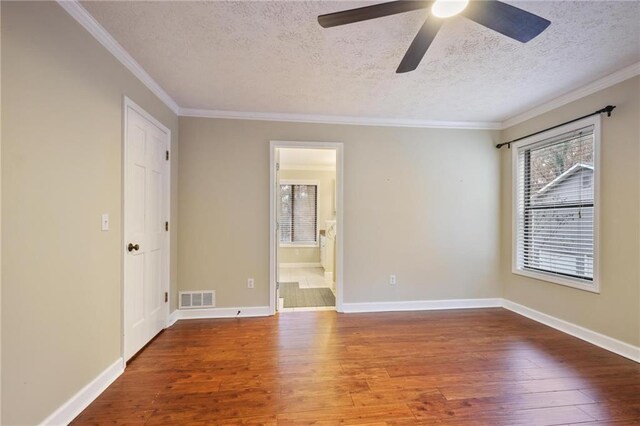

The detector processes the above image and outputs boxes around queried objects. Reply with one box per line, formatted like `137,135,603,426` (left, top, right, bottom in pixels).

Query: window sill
280,243,319,248
512,267,600,294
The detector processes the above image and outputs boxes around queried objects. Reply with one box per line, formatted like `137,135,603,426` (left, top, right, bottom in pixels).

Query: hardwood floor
72,309,640,425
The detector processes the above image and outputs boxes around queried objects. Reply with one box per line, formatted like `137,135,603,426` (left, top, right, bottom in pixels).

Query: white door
274,148,281,311
124,100,170,361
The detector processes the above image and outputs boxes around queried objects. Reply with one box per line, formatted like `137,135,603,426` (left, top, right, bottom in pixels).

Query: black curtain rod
496,105,616,149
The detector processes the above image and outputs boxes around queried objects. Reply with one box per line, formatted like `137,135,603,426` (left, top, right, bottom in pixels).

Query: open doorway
270,141,343,313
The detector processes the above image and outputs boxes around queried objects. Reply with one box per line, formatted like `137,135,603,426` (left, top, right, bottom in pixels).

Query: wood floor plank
523,364,640,380
71,309,639,425
436,405,594,425
276,403,417,425
577,401,640,422
579,383,640,402
351,388,442,407
408,389,596,421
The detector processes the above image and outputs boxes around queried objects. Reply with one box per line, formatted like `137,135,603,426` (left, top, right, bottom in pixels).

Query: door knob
127,243,140,252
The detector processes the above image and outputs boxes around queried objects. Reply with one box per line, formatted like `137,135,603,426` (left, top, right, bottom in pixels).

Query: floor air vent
179,291,215,309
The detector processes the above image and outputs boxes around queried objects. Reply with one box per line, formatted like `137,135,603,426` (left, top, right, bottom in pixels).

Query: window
513,116,600,292
280,182,318,245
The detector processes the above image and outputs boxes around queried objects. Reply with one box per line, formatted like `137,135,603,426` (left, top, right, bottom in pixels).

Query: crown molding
57,0,180,114
501,62,640,129
179,108,503,130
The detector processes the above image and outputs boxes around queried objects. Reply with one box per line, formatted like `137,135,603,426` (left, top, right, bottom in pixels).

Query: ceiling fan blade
396,18,442,73
461,0,550,43
318,1,431,28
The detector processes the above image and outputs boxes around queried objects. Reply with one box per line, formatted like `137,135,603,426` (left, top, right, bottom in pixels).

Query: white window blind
515,124,596,286
280,184,317,244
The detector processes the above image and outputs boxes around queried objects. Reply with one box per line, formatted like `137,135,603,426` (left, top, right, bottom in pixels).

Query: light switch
101,213,109,231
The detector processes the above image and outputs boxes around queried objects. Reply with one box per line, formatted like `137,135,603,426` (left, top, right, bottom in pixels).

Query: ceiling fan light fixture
431,0,469,18
318,0,551,73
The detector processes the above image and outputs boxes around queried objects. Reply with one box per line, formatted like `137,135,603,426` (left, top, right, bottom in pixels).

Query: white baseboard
172,306,271,321
503,299,640,363
40,358,124,425
280,262,322,268
280,306,337,312
168,309,180,327
342,298,503,313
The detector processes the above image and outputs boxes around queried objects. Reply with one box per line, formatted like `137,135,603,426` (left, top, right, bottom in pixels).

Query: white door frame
269,141,344,314
122,96,171,365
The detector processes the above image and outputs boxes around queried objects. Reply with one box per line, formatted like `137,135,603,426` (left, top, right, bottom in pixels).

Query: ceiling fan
318,0,551,73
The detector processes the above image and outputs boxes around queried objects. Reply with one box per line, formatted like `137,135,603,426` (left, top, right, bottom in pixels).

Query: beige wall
1,2,179,424
500,76,640,346
279,168,336,264
179,117,501,307
0,2,3,419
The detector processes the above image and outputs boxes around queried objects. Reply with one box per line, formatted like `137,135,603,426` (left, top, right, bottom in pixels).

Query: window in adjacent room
512,115,600,292
279,182,318,246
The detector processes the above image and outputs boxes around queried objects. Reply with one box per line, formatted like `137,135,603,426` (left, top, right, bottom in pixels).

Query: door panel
129,254,145,327
124,104,169,361
130,165,146,233
147,248,161,314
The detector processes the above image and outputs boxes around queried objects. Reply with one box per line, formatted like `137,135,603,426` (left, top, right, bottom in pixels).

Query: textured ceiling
82,1,640,123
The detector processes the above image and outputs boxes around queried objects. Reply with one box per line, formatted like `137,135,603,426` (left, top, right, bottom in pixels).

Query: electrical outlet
247,278,255,289
389,274,396,286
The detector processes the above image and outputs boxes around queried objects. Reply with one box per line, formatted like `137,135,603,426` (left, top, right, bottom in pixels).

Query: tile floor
278,266,333,290
278,266,336,311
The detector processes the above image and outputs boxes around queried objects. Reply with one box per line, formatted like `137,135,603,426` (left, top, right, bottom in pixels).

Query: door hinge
165,221,169,231
164,292,168,303
276,162,280,171
166,150,169,161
